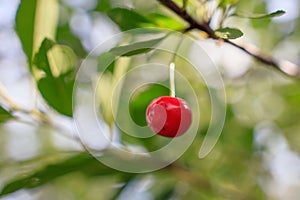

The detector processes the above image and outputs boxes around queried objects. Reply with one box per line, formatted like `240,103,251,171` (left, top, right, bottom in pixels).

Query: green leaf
107,8,154,31
34,38,76,116
96,0,112,12
110,36,166,57
98,52,116,73
233,10,286,19
47,44,77,77
214,27,243,39
16,0,59,72
146,13,186,30
38,74,74,117
56,23,86,58
0,106,13,123
15,0,38,65
0,153,124,197
219,0,239,7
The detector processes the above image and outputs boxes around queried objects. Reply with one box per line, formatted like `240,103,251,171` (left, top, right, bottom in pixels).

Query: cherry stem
169,62,176,97
169,35,185,97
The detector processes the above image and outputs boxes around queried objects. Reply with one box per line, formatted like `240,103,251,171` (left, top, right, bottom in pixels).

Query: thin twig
225,40,300,78
157,0,300,79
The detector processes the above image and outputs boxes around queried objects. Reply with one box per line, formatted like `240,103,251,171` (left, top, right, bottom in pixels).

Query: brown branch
157,0,300,79
226,40,300,78
158,0,217,38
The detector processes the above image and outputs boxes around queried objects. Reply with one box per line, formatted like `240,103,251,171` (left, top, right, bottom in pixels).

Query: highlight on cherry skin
146,96,192,137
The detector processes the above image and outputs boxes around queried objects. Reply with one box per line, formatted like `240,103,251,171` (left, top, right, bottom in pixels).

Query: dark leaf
233,10,285,19
0,106,13,123
15,0,38,66
33,38,76,116
33,39,55,75
110,36,166,57
16,0,58,72
215,27,243,39
38,74,74,117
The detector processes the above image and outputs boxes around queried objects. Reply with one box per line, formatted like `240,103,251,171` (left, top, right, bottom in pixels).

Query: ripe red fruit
146,96,192,137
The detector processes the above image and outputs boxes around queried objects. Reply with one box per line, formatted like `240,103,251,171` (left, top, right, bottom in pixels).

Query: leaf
146,13,186,30
233,10,286,19
0,153,124,197
219,0,239,7
56,23,86,58
15,0,38,65
0,106,13,123
34,38,77,116
107,8,154,31
110,36,166,57
47,45,77,77
97,52,116,73
16,0,59,71
214,27,243,39
38,74,74,117
95,0,112,12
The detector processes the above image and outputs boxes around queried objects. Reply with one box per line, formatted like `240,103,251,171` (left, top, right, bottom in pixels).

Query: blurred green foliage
0,0,300,199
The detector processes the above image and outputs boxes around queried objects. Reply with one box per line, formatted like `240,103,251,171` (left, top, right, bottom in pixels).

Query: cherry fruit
146,96,192,137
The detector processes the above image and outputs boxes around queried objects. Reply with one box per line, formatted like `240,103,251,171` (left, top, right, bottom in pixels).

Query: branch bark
157,0,300,79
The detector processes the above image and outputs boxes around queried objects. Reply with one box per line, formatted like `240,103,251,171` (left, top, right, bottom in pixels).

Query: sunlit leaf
219,0,239,7
0,106,13,123
110,36,166,57
146,13,186,30
16,0,59,72
233,10,285,19
47,45,77,77
215,27,243,39
107,8,154,31
34,38,76,116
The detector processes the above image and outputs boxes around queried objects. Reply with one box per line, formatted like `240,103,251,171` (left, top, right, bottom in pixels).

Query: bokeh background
0,0,300,199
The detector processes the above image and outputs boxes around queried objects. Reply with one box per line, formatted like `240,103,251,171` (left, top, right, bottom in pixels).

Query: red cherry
146,96,192,137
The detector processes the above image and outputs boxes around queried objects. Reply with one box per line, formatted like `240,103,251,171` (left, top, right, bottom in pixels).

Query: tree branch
158,0,217,38
157,0,300,79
